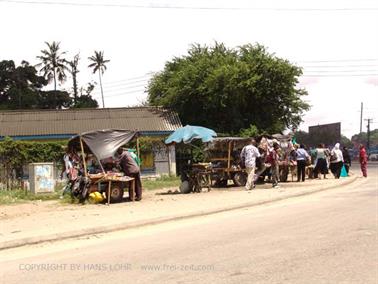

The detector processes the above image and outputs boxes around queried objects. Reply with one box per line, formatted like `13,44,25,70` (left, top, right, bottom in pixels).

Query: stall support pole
130,179,135,201
227,141,231,178
107,181,111,205
136,137,140,161
79,136,88,177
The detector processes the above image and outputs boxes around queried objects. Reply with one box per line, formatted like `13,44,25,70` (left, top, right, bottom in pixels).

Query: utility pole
360,102,363,133
364,118,373,155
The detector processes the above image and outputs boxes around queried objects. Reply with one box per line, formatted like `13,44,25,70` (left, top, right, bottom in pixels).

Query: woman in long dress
314,143,329,179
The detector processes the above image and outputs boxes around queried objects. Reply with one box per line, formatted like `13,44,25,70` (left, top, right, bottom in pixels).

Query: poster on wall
29,163,55,194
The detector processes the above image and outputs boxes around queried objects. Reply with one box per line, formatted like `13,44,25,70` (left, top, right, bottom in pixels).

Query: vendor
115,147,143,201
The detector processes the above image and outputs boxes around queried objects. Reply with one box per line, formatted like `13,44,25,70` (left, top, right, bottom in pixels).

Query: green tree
340,135,353,148
67,53,80,104
38,90,72,109
73,83,99,108
148,43,309,134
36,41,68,91
239,124,259,138
88,50,110,108
352,129,378,147
0,60,46,109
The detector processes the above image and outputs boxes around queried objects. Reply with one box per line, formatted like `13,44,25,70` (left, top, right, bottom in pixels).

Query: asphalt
0,171,361,251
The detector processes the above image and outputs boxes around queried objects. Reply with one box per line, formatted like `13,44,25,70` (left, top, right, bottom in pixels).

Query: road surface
1,164,377,283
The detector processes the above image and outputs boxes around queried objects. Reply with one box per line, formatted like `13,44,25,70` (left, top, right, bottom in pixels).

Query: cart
205,137,250,187
67,129,139,204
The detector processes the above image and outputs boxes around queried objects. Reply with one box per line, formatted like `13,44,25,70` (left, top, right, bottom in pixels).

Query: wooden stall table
89,173,135,204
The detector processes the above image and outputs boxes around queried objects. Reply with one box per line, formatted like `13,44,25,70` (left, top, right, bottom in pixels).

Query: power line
296,59,378,63
102,74,153,85
1,0,378,11
302,64,378,68
93,84,148,93
100,89,146,98
304,69,378,73
102,78,150,88
93,87,146,95
302,74,378,77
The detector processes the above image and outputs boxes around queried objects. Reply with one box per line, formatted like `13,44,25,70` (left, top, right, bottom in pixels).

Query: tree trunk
53,68,57,91
73,72,78,105
99,71,105,108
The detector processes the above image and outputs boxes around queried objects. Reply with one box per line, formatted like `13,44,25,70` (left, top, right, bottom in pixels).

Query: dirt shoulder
0,174,359,250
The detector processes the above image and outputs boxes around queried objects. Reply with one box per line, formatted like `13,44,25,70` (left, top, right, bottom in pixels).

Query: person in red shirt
269,142,281,188
359,144,368,177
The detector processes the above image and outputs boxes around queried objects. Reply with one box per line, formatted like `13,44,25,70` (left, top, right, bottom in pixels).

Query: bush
0,137,66,188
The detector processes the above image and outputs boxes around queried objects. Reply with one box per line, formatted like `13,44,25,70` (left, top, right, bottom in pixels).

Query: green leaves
148,42,310,135
88,50,110,75
0,138,66,182
36,41,68,90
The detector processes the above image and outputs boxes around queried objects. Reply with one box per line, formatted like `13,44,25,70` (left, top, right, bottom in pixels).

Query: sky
0,0,377,138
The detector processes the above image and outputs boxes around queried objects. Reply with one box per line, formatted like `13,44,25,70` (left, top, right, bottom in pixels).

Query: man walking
359,144,368,177
240,139,260,190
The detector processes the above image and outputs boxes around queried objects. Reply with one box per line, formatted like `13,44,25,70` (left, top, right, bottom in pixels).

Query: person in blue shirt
296,144,310,182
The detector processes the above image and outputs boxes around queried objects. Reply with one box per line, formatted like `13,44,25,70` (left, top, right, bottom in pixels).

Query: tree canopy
0,60,97,110
148,43,310,134
36,41,67,91
88,50,110,108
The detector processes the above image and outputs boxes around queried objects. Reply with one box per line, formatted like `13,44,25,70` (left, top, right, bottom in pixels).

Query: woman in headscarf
329,143,344,179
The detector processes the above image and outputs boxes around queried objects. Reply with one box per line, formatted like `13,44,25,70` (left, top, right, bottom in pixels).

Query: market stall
67,129,139,204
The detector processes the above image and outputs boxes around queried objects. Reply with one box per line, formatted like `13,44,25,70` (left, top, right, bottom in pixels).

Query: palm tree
67,53,80,105
37,41,67,91
88,50,110,108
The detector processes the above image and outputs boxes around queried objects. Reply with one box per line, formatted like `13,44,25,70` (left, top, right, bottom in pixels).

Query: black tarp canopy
68,129,138,160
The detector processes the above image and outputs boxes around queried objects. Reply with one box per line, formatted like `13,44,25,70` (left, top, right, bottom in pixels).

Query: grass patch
143,175,181,190
0,177,181,205
0,189,62,205
0,184,65,205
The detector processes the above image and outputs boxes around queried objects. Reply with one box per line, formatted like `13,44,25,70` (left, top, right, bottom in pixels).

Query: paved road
1,165,377,284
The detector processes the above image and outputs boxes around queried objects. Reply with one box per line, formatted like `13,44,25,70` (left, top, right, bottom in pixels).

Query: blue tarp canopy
165,125,217,144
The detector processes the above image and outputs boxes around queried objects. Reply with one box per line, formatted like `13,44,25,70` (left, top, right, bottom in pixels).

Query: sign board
308,122,341,147
29,163,55,194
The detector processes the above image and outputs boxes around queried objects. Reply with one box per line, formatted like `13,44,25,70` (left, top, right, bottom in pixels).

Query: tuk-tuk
66,129,139,204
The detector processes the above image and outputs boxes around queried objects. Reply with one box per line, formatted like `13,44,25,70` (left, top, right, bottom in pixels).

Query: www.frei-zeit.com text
18,263,215,272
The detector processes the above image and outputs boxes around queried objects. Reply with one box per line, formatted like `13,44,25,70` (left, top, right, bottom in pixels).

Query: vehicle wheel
106,184,124,203
233,172,247,186
179,180,192,193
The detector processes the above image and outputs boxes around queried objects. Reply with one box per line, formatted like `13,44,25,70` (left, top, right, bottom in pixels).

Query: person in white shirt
330,143,344,179
240,139,260,190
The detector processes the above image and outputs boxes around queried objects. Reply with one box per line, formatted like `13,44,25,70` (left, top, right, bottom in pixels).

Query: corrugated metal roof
0,107,182,137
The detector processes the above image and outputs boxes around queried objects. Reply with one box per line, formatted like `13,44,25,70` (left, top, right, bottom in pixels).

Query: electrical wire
296,59,378,63
1,0,377,11
304,69,378,73
302,74,378,77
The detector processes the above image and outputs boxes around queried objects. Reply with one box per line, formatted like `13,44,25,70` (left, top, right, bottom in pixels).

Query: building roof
0,107,182,139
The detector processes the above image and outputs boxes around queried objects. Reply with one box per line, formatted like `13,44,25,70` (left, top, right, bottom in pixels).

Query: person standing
330,143,344,179
116,147,143,201
240,139,260,190
269,142,281,188
296,144,310,182
314,143,329,179
359,144,368,177
342,146,351,175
